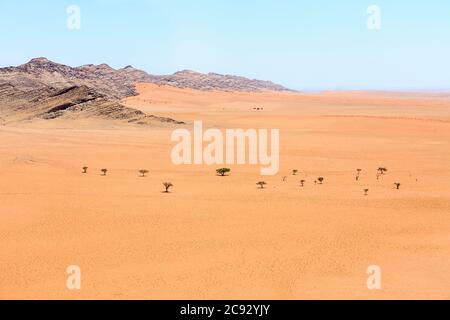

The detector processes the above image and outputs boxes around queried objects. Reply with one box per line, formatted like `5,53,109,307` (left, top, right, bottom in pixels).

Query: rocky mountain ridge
0,58,292,126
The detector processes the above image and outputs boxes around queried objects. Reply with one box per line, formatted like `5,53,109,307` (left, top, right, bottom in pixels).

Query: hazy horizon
1,0,450,91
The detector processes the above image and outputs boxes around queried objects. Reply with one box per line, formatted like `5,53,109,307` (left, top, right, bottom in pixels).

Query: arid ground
1,84,449,299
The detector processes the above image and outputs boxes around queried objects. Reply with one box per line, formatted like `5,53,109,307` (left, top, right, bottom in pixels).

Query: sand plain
1,84,449,299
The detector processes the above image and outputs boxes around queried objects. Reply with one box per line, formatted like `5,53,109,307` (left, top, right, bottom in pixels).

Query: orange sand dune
1,85,449,299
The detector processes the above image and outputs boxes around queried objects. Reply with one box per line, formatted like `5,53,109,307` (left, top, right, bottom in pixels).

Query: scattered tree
364,189,369,196
356,169,362,181
378,167,388,175
82,166,88,174
282,176,287,182
101,169,108,176
257,181,267,189
300,180,306,187
163,182,174,193
317,177,324,184
292,170,299,176
394,182,401,190
216,168,231,177
139,169,149,177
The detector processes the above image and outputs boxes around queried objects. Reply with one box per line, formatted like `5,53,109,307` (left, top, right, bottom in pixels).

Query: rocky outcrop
0,59,183,126
0,82,183,125
0,57,292,126
0,58,139,99
149,70,292,92
1,58,293,97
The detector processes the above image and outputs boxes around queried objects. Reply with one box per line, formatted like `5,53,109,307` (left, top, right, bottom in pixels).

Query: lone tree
82,166,88,174
317,177,324,184
300,180,306,187
163,182,174,193
139,169,149,177
101,169,108,176
292,170,299,176
394,182,401,190
257,181,267,189
364,189,369,196
216,168,231,177
378,167,388,175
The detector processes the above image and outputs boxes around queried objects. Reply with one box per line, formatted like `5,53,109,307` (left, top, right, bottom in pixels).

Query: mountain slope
0,57,293,126
0,58,139,98
148,70,293,92
1,58,293,96
0,58,183,125
0,82,183,125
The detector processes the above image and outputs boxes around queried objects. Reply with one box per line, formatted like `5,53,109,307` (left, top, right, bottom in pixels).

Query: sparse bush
139,169,149,177
163,182,174,193
256,181,267,189
216,168,231,177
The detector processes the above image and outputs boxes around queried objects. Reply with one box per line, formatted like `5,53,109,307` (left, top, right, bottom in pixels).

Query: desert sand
1,84,449,299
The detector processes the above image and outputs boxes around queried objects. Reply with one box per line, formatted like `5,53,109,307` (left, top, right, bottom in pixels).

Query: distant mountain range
0,58,292,125
149,69,292,93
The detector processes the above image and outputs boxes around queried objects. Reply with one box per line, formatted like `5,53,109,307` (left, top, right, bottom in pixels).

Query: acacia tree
317,177,324,184
300,180,306,187
82,166,88,174
364,189,369,196
163,182,174,193
101,169,108,176
257,181,267,189
378,167,388,175
282,176,288,182
216,168,231,177
139,169,149,177
292,170,299,176
394,183,401,190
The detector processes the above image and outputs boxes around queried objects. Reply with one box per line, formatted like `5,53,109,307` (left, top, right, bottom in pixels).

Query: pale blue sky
1,0,450,90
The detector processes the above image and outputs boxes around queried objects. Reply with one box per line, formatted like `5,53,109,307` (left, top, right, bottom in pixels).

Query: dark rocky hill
0,57,292,125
